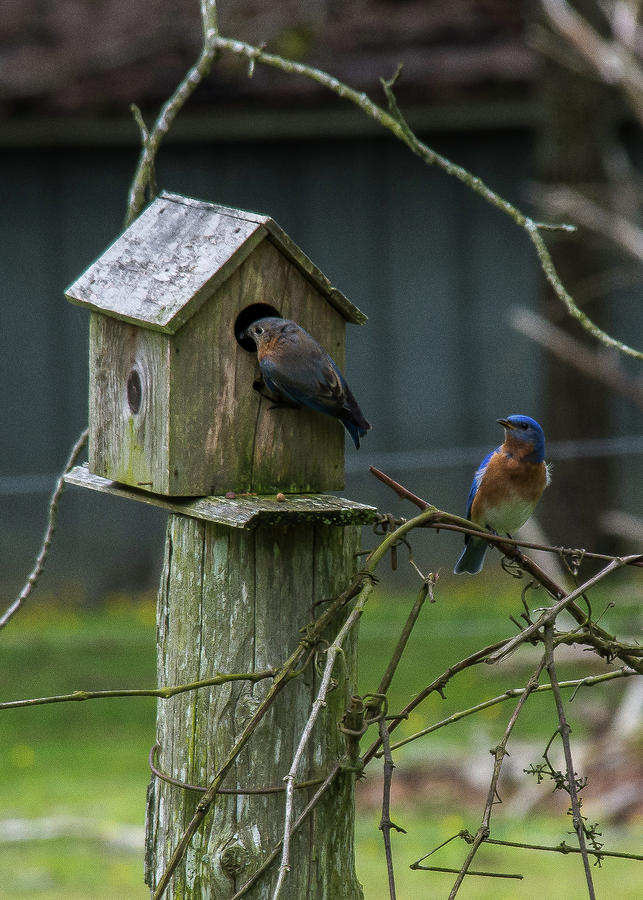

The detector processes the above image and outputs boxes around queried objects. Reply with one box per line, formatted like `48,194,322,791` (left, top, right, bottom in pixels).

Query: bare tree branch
369,466,643,674
488,556,637,664
541,0,643,119
536,183,643,263
509,305,643,413
208,33,642,359
377,715,405,900
447,657,547,898
0,428,88,630
385,666,635,755
231,764,341,900
125,0,220,224
0,669,276,710
273,590,371,900
483,834,643,861
543,623,596,898
361,638,511,768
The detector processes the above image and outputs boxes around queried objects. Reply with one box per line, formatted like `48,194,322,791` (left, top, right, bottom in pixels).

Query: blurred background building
2,0,642,599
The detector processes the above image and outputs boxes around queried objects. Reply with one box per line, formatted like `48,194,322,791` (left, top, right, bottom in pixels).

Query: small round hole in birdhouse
126,367,143,414
235,303,282,352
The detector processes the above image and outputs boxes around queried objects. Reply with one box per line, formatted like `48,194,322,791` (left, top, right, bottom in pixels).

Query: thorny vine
2,465,641,898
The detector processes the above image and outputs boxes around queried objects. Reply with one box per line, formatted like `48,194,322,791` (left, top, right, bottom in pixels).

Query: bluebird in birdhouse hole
454,415,550,574
244,317,371,449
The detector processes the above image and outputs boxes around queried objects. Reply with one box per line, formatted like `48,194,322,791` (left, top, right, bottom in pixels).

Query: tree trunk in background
535,1,619,551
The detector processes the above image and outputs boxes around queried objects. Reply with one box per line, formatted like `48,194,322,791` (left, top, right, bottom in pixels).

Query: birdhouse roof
65,191,366,333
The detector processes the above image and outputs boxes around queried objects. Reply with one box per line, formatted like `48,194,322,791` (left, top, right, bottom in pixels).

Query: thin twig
411,830,524,878
361,638,510,767
448,656,547,898
378,715,406,900
543,623,596,899
273,509,441,898
149,744,324,795
483,835,643,862
415,865,523,879
369,465,643,568
125,0,220,224
537,184,643,265
272,585,373,899
0,668,276,710
384,666,635,755
211,33,642,358
0,428,89,630
230,764,341,900
488,557,638,664
376,578,433,697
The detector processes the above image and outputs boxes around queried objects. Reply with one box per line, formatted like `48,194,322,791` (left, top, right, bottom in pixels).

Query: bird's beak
497,418,513,430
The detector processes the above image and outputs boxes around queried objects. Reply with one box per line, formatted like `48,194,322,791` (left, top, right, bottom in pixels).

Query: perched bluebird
454,415,550,575
243,316,371,449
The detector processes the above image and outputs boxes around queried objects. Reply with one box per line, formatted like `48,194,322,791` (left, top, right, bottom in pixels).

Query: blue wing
464,449,496,519
258,328,370,449
454,446,500,575
260,353,345,414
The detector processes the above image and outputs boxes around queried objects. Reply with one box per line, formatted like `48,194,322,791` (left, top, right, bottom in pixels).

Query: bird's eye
254,326,264,335
520,422,528,430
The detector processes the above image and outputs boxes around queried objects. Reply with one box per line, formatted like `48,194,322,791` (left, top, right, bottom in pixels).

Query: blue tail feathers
453,538,488,575
344,418,369,450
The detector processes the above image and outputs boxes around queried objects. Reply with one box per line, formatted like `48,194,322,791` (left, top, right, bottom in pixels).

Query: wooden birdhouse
65,192,366,497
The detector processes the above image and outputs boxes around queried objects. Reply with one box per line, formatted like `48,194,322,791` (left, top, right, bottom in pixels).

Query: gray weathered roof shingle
65,191,366,331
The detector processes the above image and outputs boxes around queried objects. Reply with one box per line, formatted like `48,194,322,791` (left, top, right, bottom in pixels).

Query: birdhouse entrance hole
235,303,281,352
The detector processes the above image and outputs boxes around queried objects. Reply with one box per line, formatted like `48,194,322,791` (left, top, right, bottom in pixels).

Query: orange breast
470,452,548,533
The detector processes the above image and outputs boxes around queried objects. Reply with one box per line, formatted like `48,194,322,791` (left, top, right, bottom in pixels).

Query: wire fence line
345,435,643,474
2,434,642,495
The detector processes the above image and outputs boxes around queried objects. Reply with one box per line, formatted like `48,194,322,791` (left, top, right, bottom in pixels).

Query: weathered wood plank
160,192,367,326
89,314,172,493
64,464,377,528
66,197,265,333
66,192,366,332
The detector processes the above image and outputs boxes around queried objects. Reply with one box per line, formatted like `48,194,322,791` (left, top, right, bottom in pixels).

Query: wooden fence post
145,506,370,896
64,190,374,896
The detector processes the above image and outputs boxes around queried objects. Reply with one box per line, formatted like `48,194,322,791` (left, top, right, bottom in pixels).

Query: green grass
0,842,148,900
0,575,640,898
1,594,155,898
